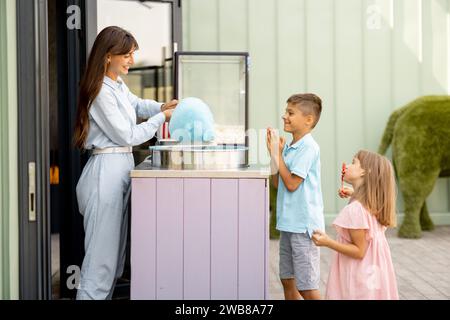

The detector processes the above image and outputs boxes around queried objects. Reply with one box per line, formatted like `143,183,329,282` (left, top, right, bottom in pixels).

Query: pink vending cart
130,167,269,300
130,52,270,299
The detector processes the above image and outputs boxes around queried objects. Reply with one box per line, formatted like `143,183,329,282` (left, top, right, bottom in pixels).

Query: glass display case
174,52,249,146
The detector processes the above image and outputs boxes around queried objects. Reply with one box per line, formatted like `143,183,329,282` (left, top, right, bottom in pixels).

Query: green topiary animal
379,96,450,238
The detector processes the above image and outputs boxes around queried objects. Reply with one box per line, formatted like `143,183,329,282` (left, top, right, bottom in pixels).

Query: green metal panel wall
0,0,19,300
182,0,450,223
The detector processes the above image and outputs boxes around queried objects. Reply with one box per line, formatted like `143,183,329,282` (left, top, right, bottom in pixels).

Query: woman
73,26,177,300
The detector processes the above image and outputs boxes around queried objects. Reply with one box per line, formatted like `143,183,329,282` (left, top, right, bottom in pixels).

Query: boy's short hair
287,93,322,128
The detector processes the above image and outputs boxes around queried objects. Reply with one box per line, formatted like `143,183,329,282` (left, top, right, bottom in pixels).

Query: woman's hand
312,230,331,247
163,109,174,122
338,186,354,198
161,99,179,112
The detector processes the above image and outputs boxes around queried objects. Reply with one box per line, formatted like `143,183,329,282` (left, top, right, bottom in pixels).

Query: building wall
0,0,19,300
182,0,450,223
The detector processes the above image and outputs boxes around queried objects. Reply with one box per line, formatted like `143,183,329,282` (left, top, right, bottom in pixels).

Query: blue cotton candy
169,97,216,143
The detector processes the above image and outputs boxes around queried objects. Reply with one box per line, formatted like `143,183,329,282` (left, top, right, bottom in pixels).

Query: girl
73,26,178,300
312,150,399,300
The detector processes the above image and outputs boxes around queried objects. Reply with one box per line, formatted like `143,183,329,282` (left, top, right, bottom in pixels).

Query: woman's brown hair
73,26,139,149
352,150,397,227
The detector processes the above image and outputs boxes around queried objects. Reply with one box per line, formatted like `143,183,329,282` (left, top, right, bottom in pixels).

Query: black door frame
17,0,51,300
18,0,183,300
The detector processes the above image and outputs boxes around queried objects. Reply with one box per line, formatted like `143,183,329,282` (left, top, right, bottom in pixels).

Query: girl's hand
161,99,179,112
338,186,354,198
163,109,174,122
312,230,331,247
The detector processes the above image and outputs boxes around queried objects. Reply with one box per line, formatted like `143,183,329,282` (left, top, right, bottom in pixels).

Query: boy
266,93,324,300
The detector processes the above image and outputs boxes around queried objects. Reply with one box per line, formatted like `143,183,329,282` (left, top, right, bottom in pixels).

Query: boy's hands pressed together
265,128,272,155
266,127,303,192
279,136,286,154
266,128,285,159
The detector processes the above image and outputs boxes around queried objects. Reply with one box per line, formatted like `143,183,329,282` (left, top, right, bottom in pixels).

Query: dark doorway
47,0,89,300
18,0,182,300
45,0,182,299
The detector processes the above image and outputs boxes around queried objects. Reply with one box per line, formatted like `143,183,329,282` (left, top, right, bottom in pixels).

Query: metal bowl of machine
156,139,182,146
146,144,249,170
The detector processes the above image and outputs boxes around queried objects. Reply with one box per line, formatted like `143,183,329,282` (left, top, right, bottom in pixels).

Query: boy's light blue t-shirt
276,133,325,238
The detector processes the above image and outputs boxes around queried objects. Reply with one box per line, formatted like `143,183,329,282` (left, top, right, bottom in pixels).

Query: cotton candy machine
147,144,248,170
145,52,250,170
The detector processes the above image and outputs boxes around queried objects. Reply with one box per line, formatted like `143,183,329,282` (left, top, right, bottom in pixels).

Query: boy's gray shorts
279,231,320,291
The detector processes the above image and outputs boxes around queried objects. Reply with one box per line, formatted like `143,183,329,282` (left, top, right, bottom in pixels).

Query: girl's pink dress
325,200,399,300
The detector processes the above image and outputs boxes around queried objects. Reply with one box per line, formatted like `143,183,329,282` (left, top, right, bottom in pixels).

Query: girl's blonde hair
352,150,397,227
